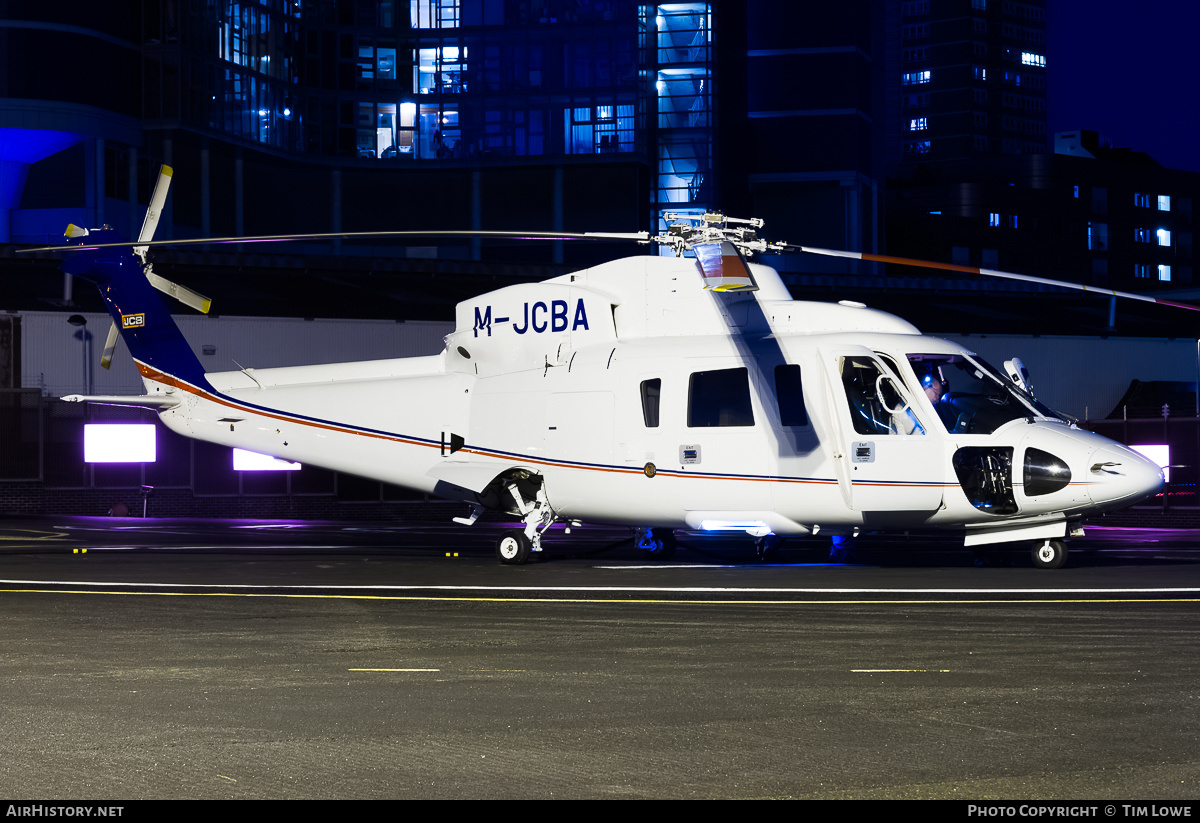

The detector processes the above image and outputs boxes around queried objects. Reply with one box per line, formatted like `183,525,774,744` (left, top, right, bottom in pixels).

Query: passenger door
822,346,944,514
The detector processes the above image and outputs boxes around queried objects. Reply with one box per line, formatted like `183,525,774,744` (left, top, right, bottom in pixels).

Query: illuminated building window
1020,52,1046,67
1088,222,1108,251
1134,192,1152,207
902,70,931,85
972,65,987,81
411,0,459,29
904,140,931,154
1158,195,1172,211
1157,228,1172,247
1134,264,1152,278
566,104,635,154
909,117,927,131
1008,215,1018,229
416,46,468,94
1158,265,1172,282
989,212,1000,227
1135,227,1153,243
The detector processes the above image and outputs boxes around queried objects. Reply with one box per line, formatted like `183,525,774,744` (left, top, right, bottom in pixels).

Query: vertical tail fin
62,230,209,390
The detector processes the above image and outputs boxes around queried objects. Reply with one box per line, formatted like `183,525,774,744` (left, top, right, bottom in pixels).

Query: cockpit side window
840,356,924,436
908,353,1060,434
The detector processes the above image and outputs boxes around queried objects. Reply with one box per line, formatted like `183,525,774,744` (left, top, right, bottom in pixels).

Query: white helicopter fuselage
135,255,1161,550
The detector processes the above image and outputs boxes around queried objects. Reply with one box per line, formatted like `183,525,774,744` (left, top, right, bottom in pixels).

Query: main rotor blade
18,229,651,254
134,165,173,255
792,245,1200,313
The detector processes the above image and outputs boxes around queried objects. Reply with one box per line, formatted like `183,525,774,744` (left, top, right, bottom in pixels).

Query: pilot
921,369,958,431
923,372,944,403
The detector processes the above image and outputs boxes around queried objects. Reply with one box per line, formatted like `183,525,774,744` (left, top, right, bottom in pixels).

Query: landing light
700,520,772,536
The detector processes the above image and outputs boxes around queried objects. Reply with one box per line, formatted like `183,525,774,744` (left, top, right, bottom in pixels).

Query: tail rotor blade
134,165,173,256
100,321,119,370
146,269,212,314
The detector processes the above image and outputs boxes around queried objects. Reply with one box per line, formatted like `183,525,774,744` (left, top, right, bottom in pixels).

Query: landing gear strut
494,473,555,565
754,534,783,561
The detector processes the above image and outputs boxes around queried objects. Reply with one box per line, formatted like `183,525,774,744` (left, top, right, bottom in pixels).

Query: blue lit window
989,212,1000,227
1157,228,1172,247
909,117,928,131
1159,265,1172,281
904,140,931,154
1021,52,1046,67
1088,222,1108,251
1134,264,1152,279
1135,227,1153,243
1073,185,1080,199
972,66,987,81
411,0,459,29
902,70,931,85
1134,192,1152,207
1008,215,1018,229
1158,195,1172,211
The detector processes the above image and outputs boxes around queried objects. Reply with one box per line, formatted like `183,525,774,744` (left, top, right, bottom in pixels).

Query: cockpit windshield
907,353,1067,434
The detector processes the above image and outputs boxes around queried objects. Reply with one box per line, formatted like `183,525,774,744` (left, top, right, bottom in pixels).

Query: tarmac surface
1,515,1199,800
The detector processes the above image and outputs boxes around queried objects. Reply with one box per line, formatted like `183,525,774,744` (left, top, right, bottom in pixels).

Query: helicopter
19,166,1175,569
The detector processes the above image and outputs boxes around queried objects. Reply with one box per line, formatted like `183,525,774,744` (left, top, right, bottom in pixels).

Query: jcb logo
122,313,146,329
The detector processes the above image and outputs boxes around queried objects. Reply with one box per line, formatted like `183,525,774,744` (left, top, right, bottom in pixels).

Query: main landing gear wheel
496,530,532,565
1031,539,1067,569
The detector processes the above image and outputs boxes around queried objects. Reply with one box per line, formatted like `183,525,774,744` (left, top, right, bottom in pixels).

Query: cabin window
841,356,923,435
640,378,661,427
773,364,808,427
688,368,754,427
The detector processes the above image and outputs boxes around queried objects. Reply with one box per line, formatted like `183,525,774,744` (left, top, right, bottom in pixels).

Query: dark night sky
1048,0,1200,173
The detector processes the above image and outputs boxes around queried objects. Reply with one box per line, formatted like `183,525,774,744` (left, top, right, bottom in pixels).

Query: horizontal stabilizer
60,394,181,410
426,461,519,494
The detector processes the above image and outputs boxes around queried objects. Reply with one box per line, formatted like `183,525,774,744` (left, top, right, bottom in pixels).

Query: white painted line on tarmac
1,578,1198,595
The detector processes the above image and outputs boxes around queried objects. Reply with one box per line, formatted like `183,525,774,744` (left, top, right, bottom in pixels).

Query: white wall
935,333,1198,420
15,310,454,397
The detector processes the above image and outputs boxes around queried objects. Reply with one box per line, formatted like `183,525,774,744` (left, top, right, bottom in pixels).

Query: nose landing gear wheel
1031,539,1067,569
496,530,532,565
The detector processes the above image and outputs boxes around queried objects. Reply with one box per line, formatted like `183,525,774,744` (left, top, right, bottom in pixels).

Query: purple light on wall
233,448,301,471
83,424,157,463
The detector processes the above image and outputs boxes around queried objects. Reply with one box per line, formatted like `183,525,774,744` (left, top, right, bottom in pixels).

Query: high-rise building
888,0,1047,166
4,1,893,290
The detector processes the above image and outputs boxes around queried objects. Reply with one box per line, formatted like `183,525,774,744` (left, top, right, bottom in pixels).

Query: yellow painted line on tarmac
1,588,1199,605
0,530,69,541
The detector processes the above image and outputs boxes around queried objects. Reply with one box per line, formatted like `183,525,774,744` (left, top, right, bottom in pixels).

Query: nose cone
1087,445,1164,510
